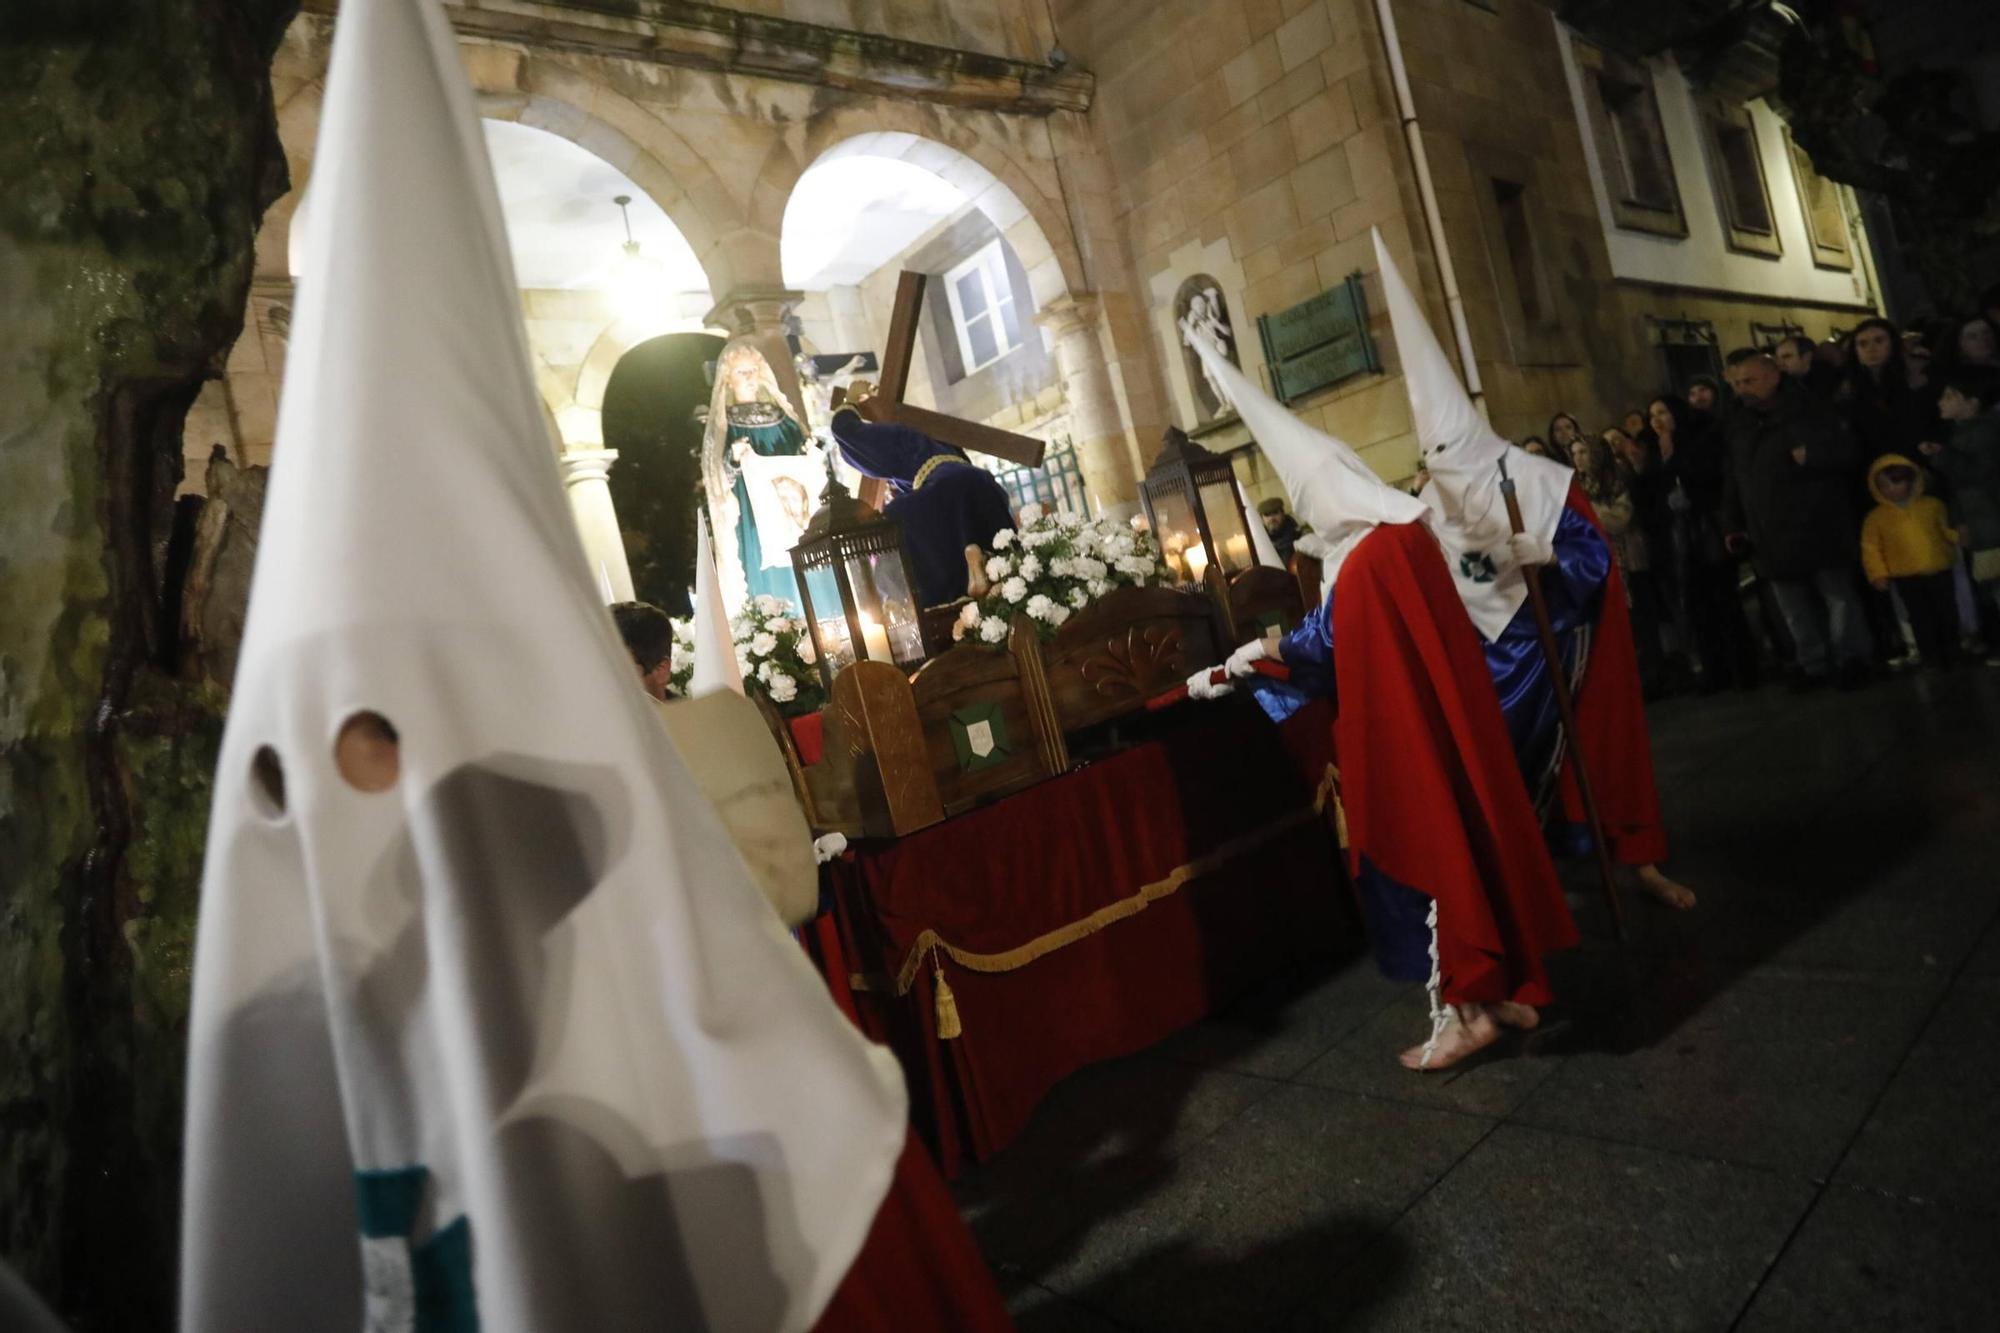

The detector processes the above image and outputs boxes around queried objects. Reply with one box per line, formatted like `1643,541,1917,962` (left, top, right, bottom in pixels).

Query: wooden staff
1498,458,1627,941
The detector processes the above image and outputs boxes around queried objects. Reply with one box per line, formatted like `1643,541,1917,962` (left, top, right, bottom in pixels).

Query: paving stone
958,1056,1284,1271
1006,1280,1131,1332
1836,989,2000,1214
1737,1187,2000,1333
1140,953,1407,1080
1510,969,1938,1177
1037,1083,1489,1331
1294,1125,1815,1332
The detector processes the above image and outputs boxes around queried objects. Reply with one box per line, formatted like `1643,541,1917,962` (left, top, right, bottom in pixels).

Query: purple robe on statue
832,407,1017,607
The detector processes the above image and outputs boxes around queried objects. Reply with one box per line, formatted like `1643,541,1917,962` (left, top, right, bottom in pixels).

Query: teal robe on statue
726,402,806,607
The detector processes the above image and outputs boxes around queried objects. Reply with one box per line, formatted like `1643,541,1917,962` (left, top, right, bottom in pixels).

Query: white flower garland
957,513,1170,644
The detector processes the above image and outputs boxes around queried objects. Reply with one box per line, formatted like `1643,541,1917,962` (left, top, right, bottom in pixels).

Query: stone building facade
194,0,1886,584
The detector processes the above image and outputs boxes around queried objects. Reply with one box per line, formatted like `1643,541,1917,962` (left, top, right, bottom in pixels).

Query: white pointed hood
179,3,904,1330
691,511,745,697
1182,316,1427,589
1371,228,1570,640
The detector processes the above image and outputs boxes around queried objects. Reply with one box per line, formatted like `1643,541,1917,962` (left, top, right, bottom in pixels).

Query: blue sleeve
1542,505,1610,635
1276,591,1338,699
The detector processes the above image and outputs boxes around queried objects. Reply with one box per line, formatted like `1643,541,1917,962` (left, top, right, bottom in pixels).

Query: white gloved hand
1185,668,1233,701
730,438,753,466
1225,637,1270,678
812,832,848,865
1507,530,1555,569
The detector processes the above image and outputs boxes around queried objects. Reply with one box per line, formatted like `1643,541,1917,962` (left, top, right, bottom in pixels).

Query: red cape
1558,487,1669,866
1334,523,1578,1007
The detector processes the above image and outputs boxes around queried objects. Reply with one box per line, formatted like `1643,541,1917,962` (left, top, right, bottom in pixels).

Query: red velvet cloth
799,922,1015,1331
1559,488,1671,867
813,1130,1015,1333
1333,523,1576,1007
823,701,1351,1177
790,711,825,767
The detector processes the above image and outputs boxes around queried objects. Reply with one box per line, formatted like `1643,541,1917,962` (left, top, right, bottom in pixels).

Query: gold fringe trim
890,765,1342,997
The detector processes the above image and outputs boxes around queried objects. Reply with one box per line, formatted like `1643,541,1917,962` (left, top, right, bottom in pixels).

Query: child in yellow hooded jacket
1862,454,1959,665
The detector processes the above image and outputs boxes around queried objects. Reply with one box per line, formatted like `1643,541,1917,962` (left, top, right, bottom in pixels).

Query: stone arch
756,108,1087,308
475,61,745,297
259,52,745,299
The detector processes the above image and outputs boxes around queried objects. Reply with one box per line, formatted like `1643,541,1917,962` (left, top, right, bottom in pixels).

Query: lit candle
1184,543,1210,584
860,615,893,662
1224,533,1250,569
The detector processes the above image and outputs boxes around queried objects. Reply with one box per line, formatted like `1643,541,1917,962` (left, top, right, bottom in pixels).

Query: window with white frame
944,240,1023,374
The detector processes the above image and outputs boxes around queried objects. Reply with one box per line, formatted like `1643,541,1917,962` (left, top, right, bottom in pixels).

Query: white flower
1049,604,1070,626
757,659,776,682
768,672,798,703
1049,556,1072,579
1069,587,1088,608
750,631,778,656
1078,556,1107,581
986,554,1012,580
1022,527,1054,548
1019,554,1042,581
755,595,782,615
958,601,983,628
1026,593,1055,622
797,636,816,665
1088,578,1110,597
735,648,753,675
991,528,1015,549
767,616,793,634
1002,576,1028,603
1019,502,1045,523
978,616,1009,643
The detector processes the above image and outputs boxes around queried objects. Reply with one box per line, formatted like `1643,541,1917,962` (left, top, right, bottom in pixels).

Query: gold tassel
933,956,962,1040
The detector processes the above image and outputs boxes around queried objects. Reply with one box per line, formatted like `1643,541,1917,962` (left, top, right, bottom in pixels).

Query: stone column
559,449,637,603
1036,295,1141,515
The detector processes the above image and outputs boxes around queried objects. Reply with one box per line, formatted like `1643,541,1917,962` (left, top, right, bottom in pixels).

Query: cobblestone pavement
957,667,2000,1331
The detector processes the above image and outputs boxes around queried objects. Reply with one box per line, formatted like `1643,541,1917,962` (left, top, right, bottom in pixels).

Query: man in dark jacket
1721,348,1874,687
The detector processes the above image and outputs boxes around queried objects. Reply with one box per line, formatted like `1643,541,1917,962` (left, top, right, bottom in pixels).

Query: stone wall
1053,0,1433,484
0,1,297,1323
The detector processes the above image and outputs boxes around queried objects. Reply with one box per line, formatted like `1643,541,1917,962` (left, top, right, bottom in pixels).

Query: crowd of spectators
1520,284,2000,693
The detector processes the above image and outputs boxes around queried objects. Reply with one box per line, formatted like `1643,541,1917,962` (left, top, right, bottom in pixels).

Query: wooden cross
848,272,1048,506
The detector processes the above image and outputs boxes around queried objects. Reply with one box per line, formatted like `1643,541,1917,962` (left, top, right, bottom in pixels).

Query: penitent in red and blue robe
1254,522,1577,1008
1480,488,1670,868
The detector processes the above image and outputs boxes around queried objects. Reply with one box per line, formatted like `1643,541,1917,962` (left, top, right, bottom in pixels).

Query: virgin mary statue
700,339,823,613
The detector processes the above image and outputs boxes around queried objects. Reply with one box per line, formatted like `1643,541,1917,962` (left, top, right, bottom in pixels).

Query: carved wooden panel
1039,586,1223,737
910,639,1057,816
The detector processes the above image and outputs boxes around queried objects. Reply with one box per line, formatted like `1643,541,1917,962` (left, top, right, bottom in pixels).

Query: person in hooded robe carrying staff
1370,230,1694,914
1178,321,1579,1072
830,382,1018,608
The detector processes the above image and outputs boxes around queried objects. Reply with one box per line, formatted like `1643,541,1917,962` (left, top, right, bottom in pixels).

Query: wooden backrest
1290,550,1325,615
907,623,1065,816
1038,585,1224,737
1213,565,1305,647
829,659,945,837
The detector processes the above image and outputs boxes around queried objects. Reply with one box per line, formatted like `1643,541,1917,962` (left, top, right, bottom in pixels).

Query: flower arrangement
956,512,1171,644
664,617,696,699
731,594,825,715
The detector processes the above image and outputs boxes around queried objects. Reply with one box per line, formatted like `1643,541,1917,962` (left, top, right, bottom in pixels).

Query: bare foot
1400,1006,1503,1071
1634,864,1696,910
1489,1000,1540,1031
964,545,992,599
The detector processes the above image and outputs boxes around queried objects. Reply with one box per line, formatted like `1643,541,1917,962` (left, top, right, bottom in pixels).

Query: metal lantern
791,472,929,695
1137,426,1256,585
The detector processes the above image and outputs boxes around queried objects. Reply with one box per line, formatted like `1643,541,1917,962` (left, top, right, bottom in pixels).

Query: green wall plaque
1255,273,1379,404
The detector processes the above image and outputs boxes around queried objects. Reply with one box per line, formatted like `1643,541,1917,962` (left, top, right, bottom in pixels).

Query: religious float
709,282,1361,1171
